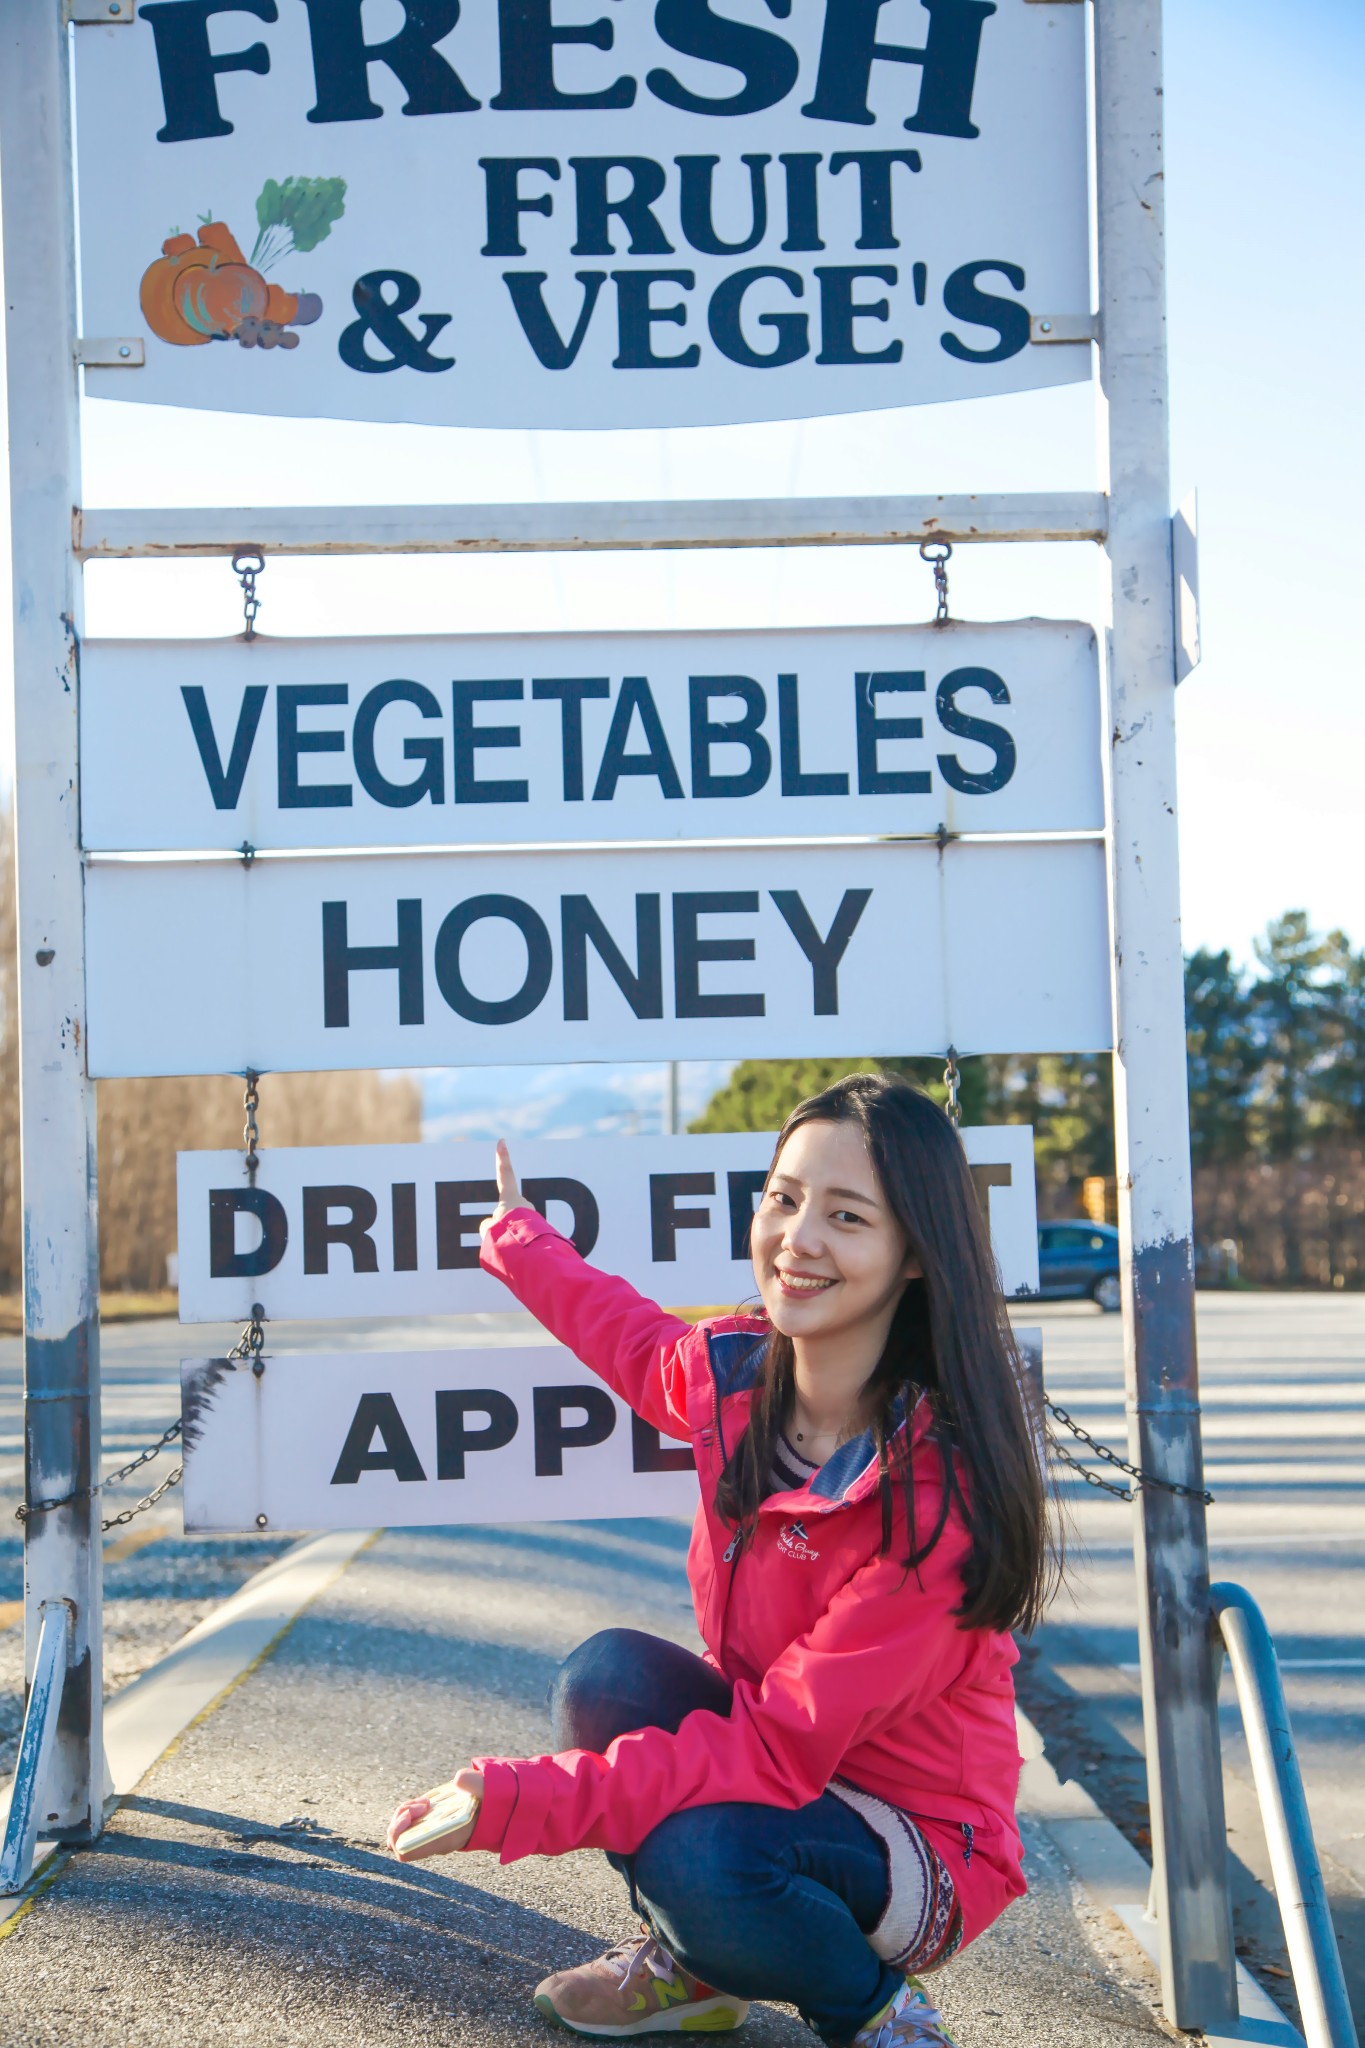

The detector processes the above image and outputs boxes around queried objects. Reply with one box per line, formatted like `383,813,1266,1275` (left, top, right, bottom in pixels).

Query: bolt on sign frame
0,0,1239,2030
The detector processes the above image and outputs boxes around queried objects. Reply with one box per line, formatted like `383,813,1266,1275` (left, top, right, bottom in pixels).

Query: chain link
100,1460,184,1531
1044,1397,1214,1504
16,1419,185,1529
232,549,265,639
228,1303,268,1379
243,1069,261,1185
942,1046,961,1128
919,540,952,626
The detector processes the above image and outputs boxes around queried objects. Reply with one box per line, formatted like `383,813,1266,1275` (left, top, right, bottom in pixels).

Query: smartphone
394,1784,480,1860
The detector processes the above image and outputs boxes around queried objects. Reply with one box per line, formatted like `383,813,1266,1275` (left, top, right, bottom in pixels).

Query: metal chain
1044,1398,1214,1504
232,549,265,639
942,1046,962,1127
919,540,952,626
243,1068,261,1185
228,1303,268,1379
100,1461,184,1531
16,1419,185,1529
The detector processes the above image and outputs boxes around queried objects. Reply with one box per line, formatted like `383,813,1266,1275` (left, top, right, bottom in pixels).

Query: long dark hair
714,1073,1058,1635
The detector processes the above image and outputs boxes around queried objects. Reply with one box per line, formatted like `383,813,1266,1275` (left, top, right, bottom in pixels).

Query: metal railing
1211,1584,1359,2048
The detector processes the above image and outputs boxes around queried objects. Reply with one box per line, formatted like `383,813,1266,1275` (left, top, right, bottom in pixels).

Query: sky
2,0,1362,1139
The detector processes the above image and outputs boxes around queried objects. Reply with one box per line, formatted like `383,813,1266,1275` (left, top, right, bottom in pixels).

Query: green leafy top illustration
250,177,347,271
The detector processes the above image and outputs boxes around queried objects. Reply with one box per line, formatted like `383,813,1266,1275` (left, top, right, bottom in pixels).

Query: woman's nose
783,1207,825,1259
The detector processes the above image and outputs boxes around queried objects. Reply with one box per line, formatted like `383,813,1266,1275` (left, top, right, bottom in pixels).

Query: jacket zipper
706,1347,748,1660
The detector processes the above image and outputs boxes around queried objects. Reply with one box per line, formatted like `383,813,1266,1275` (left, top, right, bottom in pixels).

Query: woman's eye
833,1209,866,1226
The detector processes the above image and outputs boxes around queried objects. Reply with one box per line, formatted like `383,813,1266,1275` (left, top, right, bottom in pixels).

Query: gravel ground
0,1518,1177,2048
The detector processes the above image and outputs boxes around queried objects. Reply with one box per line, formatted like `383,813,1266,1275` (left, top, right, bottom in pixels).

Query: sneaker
534,1931,749,2038
851,1977,959,2048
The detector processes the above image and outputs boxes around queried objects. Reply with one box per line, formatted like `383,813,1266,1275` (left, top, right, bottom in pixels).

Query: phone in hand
393,1783,480,1860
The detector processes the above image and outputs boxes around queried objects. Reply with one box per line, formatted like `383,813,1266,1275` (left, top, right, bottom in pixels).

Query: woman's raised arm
478,1140,694,1439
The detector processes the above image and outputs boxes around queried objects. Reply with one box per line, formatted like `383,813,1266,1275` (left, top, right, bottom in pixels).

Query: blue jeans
549,1627,901,2041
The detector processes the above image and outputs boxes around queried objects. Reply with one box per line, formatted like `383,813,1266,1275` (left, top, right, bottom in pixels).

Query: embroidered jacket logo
779,1520,820,1562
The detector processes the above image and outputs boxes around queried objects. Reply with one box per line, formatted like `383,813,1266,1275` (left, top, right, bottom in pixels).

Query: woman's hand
477,1139,523,1239
387,1767,485,1860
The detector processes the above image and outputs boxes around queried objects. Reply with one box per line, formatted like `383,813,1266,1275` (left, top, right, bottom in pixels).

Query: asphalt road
2,1291,1360,2037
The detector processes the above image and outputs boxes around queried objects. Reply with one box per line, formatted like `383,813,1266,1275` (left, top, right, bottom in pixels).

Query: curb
1017,1708,1306,2048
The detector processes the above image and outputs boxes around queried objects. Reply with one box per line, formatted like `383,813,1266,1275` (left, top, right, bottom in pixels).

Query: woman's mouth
775,1269,837,1296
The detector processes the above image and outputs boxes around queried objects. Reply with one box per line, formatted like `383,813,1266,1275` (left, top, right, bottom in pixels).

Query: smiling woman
385,1072,1058,2048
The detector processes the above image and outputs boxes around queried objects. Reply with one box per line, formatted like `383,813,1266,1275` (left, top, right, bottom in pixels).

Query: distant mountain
420,1060,736,1142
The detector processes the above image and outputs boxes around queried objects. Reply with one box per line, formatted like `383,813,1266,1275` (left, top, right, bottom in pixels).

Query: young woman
387,1074,1055,2048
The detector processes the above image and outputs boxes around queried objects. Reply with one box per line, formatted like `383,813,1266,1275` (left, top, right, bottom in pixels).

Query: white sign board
86,838,1111,1075
80,621,1101,853
74,4,1090,429
180,1329,1044,1533
174,1125,1041,1322
181,1345,701,1531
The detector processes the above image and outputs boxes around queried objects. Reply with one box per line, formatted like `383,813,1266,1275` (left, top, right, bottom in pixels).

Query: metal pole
1094,0,1238,2028
1212,1586,1359,2048
664,1063,681,1138
0,1,106,1840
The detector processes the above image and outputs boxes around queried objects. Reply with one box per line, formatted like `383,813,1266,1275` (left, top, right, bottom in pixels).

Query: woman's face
750,1119,920,1342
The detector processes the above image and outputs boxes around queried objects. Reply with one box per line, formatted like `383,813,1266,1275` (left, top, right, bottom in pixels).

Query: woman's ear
901,1255,924,1282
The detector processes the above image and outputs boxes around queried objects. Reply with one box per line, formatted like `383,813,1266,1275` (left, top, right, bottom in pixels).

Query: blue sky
2,0,1361,1137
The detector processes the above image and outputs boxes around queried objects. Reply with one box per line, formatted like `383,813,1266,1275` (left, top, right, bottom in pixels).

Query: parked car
1037,1220,1121,1311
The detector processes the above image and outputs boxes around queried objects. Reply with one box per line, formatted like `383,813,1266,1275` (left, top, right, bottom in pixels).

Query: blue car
1037,1221,1122,1312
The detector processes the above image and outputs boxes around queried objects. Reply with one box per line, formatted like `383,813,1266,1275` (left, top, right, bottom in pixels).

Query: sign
181,1345,701,1531
174,1124,1042,1323
80,621,1101,853
180,1329,1044,1534
86,838,1111,1075
74,3,1090,429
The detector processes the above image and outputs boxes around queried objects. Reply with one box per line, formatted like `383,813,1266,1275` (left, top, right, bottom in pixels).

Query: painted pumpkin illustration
137,180,344,353
139,234,214,346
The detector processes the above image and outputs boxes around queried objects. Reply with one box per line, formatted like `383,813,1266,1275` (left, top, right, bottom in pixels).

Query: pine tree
1185,947,1259,1166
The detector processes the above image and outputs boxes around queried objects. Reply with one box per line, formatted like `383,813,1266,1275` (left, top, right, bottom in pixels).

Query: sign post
0,0,105,1852
1095,0,1237,2025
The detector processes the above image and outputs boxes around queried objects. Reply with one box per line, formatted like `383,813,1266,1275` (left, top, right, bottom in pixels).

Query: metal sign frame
0,0,1240,2030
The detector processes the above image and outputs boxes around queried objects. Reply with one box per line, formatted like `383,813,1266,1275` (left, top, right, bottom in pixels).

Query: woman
388,1074,1056,2048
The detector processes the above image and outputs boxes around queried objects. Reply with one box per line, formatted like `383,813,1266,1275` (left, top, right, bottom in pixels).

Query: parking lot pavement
1020,1291,1365,2032
0,1516,1175,2048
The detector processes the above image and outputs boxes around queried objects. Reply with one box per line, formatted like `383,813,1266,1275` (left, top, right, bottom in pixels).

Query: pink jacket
468,1208,1027,1949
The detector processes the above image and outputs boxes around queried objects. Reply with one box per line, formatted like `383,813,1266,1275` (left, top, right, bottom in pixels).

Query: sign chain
16,1421,184,1530
232,550,265,640
1043,1404,1214,1506
243,1068,261,1185
942,1046,962,1126
233,1070,268,1374
919,540,952,626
